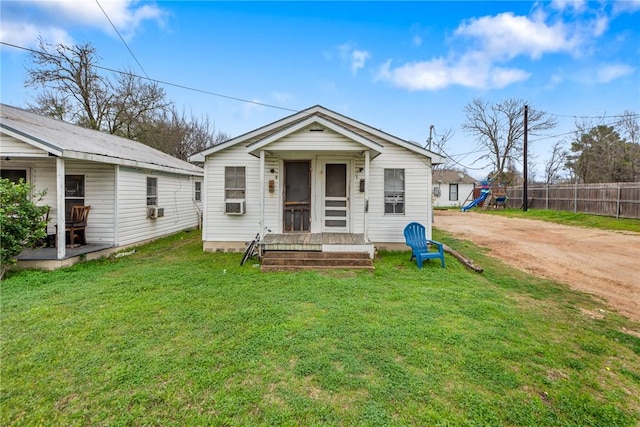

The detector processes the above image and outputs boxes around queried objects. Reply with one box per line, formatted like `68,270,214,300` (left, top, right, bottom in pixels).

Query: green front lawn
1,230,639,425
480,208,640,233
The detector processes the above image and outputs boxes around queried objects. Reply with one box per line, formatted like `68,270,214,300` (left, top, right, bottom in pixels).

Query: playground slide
461,191,489,212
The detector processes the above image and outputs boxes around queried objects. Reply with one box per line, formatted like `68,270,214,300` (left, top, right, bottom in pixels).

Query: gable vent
309,127,324,132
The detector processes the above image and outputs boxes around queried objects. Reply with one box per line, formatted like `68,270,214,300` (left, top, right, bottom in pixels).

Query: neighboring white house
0,104,204,268
189,105,445,256
432,169,478,208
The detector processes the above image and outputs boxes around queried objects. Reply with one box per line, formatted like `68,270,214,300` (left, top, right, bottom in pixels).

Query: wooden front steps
260,251,374,272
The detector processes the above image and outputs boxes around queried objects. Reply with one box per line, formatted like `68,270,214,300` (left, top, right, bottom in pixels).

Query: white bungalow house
432,169,478,208
189,105,445,262
0,104,203,270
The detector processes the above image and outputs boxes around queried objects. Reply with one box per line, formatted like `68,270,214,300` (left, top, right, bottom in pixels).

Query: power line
1,41,300,114
541,110,639,120
95,0,148,78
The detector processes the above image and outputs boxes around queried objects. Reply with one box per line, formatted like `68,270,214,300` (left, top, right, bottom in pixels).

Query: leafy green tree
0,179,49,279
566,125,639,183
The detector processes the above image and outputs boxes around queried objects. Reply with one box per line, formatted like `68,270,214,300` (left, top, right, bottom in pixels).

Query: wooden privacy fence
505,182,640,219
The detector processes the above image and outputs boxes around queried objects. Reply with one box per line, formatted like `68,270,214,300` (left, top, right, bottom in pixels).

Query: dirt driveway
434,210,640,323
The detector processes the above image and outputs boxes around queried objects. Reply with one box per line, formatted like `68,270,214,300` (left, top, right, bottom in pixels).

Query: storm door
323,163,349,232
283,160,311,232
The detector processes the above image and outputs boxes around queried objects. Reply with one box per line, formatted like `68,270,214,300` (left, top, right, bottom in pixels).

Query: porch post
259,150,265,239
55,157,66,260
364,150,370,241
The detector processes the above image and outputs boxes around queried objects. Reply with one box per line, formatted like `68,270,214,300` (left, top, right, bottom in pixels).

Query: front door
323,163,349,232
283,160,311,232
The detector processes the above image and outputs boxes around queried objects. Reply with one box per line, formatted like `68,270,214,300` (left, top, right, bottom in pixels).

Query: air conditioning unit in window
147,207,165,219
225,199,245,215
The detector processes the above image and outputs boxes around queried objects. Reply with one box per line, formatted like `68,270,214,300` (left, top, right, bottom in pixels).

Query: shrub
0,178,49,279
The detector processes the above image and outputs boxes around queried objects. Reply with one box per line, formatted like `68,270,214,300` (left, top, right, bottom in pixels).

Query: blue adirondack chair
403,222,445,268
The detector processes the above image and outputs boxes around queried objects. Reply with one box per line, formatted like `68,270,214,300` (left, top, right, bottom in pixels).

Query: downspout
55,157,66,260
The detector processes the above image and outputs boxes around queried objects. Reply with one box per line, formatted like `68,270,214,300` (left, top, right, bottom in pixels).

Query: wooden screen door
323,163,348,232
283,160,311,232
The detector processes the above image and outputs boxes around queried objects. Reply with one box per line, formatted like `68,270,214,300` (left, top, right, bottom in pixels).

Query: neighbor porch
16,243,116,271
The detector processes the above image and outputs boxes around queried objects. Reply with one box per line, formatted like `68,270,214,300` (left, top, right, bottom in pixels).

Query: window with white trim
147,177,158,206
194,181,202,201
384,168,405,214
449,184,458,201
224,167,246,214
65,175,85,219
225,167,245,199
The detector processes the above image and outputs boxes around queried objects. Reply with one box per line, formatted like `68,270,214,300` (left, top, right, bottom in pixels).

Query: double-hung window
449,183,458,201
384,169,405,214
147,177,158,206
225,166,246,214
194,181,202,202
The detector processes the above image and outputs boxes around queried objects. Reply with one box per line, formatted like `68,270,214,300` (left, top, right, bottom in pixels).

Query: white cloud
350,49,371,74
0,20,72,49
612,0,640,15
376,53,530,91
337,42,371,75
596,63,635,83
550,0,587,13
412,35,423,47
0,0,166,50
454,12,580,60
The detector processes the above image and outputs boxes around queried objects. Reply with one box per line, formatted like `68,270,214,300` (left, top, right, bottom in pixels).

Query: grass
1,229,639,425
477,208,640,233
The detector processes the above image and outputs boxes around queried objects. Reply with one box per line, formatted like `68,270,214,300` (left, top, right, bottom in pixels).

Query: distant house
432,169,477,208
0,104,203,270
189,105,445,257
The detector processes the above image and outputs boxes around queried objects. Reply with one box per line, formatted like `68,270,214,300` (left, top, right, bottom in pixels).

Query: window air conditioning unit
225,199,245,215
147,207,164,219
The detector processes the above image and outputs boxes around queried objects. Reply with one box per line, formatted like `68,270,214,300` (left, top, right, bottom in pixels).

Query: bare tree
142,107,230,161
106,69,170,139
26,37,110,129
462,98,557,181
544,140,568,184
24,38,227,161
619,110,639,144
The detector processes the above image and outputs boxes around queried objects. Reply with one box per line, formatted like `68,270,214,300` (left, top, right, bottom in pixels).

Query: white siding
266,126,365,152
0,134,49,157
367,144,434,242
434,182,475,207
203,130,436,245
117,167,200,246
204,146,261,242
65,161,116,243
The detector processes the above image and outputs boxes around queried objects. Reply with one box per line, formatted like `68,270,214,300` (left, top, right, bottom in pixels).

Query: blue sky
1,1,639,179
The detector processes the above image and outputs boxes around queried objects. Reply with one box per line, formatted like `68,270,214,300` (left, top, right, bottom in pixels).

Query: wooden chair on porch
403,222,445,268
65,205,91,247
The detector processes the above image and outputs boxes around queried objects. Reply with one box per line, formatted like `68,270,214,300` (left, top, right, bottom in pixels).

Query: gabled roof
433,169,477,184
189,105,446,164
1,104,203,176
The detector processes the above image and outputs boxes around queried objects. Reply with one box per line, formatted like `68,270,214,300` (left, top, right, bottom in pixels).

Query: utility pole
427,125,434,150
523,105,528,212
